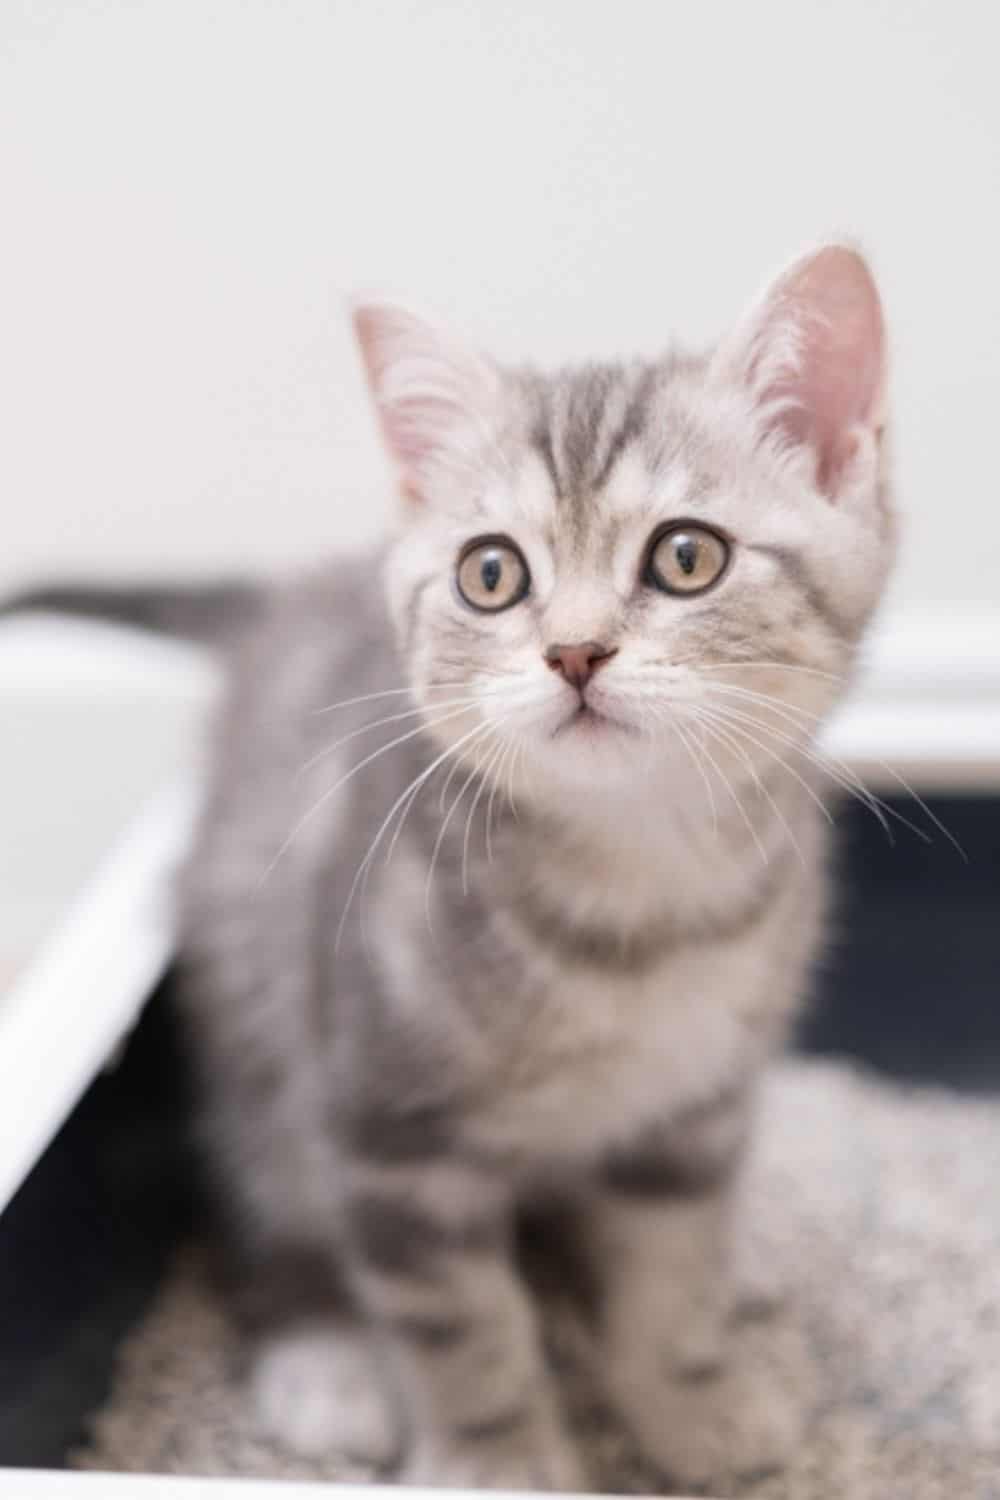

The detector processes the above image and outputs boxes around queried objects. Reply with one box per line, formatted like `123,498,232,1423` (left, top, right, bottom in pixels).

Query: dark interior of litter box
2,795,998,1469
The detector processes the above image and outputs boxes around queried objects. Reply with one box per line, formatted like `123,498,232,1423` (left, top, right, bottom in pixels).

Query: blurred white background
1,0,997,623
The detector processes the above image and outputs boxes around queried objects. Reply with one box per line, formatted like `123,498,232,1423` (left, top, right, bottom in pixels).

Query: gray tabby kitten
179,244,893,1491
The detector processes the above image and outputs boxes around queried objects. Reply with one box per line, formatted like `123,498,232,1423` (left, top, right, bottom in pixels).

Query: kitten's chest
368,805,809,1168
468,944,761,1166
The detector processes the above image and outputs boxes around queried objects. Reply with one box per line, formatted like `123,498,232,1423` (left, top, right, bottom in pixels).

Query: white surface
0,777,201,1214
0,1477,690,1500
0,617,217,1213
1,0,999,632
0,616,217,980
826,604,1000,790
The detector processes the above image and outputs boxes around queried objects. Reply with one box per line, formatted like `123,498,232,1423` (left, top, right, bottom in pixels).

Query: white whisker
484,743,506,865
462,734,506,897
425,727,501,931
701,661,843,683
312,679,509,717
506,735,522,823
693,703,835,829
486,733,522,862
698,700,935,846
383,765,431,870
700,700,889,833
679,711,769,865
301,697,479,776
334,716,497,951
857,760,967,862
665,712,719,836
438,728,475,813
703,685,955,849
690,711,806,868
706,682,823,728
263,703,476,882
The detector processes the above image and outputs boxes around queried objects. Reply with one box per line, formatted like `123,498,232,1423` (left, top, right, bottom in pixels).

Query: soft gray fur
177,246,894,1490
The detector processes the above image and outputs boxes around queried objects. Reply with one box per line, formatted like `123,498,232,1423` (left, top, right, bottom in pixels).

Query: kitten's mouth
553,701,634,738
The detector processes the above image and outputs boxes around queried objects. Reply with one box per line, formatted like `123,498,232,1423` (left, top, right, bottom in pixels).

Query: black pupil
481,553,503,592
675,536,698,575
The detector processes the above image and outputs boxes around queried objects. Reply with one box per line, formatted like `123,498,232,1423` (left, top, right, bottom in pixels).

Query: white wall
2,0,998,618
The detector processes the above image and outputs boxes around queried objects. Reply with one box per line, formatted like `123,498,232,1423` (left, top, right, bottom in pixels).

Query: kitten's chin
530,706,649,786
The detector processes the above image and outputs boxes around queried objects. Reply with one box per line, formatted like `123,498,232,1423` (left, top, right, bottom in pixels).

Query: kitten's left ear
352,300,500,504
714,244,886,498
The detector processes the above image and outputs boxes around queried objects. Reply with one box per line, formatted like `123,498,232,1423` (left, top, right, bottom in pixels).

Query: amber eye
456,538,530,613
646,524,729,596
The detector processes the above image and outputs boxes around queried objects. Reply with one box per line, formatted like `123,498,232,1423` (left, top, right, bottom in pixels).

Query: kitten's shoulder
202,545,399,793
229,545,395,698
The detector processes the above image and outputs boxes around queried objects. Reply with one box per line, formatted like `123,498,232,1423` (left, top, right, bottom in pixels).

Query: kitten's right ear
352,300,500,504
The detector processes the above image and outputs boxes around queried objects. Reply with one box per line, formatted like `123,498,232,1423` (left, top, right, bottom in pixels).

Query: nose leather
544,641,617,689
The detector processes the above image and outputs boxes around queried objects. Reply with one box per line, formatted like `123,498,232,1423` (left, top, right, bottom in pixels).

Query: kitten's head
354,246,893,803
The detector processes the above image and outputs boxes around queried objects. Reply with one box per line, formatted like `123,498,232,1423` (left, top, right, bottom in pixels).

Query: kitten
178,245,893,1490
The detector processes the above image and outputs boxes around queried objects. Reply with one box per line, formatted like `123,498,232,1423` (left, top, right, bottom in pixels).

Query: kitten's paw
613,1362,801,1488
252,1325,398,1464
401,1426,585,1491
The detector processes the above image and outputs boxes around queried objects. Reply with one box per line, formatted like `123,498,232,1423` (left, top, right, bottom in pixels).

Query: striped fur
178,246,893,1489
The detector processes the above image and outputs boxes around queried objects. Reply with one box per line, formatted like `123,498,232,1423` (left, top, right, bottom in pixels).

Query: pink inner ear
352,301,495,503
755,247,885,495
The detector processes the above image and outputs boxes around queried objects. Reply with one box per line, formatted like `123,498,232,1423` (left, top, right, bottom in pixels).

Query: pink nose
544,641,618,690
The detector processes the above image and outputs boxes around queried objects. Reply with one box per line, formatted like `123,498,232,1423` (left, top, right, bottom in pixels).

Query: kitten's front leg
589,1103,800,1489
345,1161,583,1491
